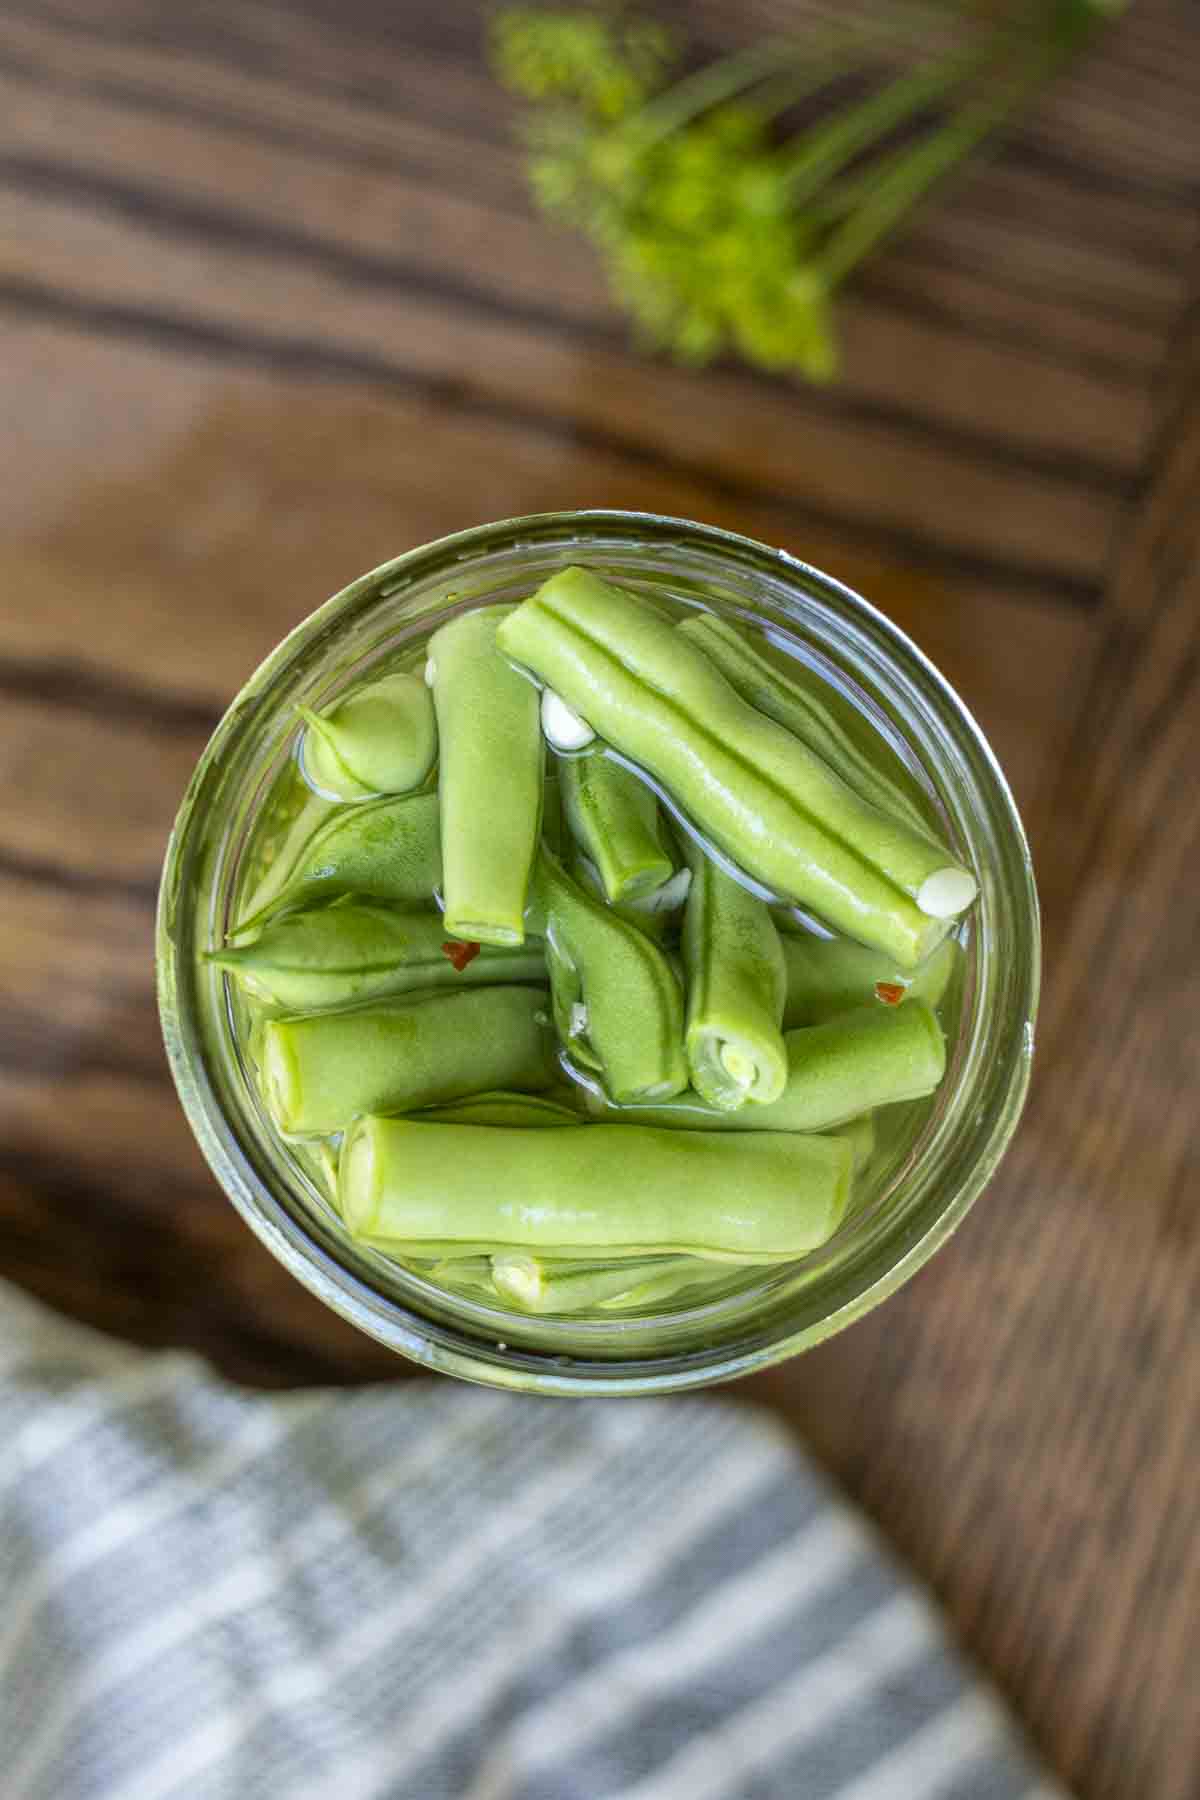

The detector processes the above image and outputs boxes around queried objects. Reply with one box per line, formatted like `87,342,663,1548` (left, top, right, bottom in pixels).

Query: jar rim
157,509,1039,1394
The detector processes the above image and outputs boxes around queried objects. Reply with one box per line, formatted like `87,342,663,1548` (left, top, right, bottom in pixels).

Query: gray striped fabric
0,1281,1065,1800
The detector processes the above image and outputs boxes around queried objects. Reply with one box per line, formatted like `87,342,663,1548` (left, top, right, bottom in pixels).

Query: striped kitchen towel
0,1279,1065,1800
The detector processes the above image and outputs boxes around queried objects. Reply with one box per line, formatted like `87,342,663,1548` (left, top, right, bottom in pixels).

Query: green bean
560,749,674,902
339,1117,854,1260
581,1089,877,1171
298,671,436,800
497,569,975,966
540,771,566,858
429,607,543,946
681,834,787,1109
583,1000,944,1132
209,902,545,1010
413,1090,583,1127
258,985,556,1135
571,853,691,943
834,1110,876,1174
598,1260,744,1310
234,791,442,934
490,1252,706,1314
678,613,930,832
781,931,960,1027
235,777,339,933
366,1239,517,1261
530,849,688,1102
290,1136,341,1207
428,1256,498,1294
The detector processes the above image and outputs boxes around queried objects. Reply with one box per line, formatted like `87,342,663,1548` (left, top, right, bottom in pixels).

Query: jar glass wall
157,511,1039,1395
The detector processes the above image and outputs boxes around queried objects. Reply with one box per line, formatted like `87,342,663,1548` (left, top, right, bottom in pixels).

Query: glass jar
157,511,1038,1395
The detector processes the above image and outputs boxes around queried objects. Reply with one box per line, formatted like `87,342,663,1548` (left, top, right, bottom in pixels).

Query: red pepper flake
442,939,481,973
874,981,907,1007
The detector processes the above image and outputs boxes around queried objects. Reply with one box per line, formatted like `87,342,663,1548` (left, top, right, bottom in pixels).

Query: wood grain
0,2,1197,1796
750,287,1200,1800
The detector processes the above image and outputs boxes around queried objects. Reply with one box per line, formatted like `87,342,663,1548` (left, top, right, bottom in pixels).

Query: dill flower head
491,3,1121,381
489,6,676,121
599,104,838,378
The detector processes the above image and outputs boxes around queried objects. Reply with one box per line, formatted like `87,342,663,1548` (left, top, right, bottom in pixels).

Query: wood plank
0,1148,399,1386
0,873,161,1087
0,193,1127,595
3,0,1182,635
692,0,1200,192
0,75,1158,474
748,282,1200,1800
31,0,1200,200
855,248,1163,382
0,325,1097,831
0,694,206,884
0,839,399,1378
1,1,1190,343
0,11,530,209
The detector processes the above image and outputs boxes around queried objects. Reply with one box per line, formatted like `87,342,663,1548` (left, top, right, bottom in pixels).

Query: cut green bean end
690,1033,787,1110
339,1118,381,1236
260,1023,303,1133
542,688,596,750
721,1044,757,1087
441,913,526,949
490,1254,544,1309
612,858,676,903
917,866,978,919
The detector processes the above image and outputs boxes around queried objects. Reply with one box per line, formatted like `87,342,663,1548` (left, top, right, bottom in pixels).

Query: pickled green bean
235,780,338,932
540,771,566,858
290,1136,341,1207
678,612,930,832
427,1256,498,1294
560,749,674,902
530,849,688,1102
580,1092,877,1173
210,903,544,1010
598,1260,741,1310
781,931,959,1027
299,670,436,800
571,854,691,944
834,1110,876,1174
497,568,975,965
681,835,787,1108
234,791,442,934
490,1253,705,1313
429,607,543,946
340,1117,854,1261
416,1248,703,1301
414,1090,583,1127
258,985,556,1135
583,1000,945,1133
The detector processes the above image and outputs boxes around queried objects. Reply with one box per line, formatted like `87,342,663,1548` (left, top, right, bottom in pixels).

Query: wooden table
2,3,1197,1794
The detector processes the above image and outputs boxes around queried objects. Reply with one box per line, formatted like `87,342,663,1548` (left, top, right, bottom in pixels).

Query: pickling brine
211,563,973,1319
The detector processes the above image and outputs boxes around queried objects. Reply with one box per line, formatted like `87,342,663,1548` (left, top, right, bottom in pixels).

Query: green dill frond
489,6,676,121
489,3,1121,381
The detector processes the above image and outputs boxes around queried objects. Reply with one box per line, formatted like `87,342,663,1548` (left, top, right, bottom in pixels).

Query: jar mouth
157,510,1039,1395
